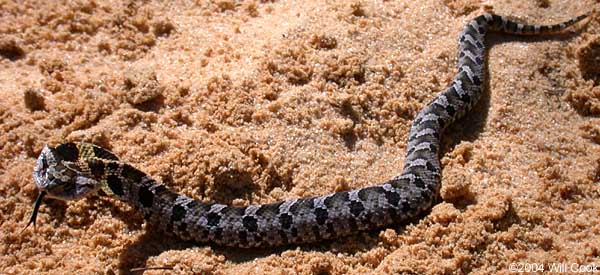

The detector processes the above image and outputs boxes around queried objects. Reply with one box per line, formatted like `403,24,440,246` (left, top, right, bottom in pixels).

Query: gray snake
28,12,590,248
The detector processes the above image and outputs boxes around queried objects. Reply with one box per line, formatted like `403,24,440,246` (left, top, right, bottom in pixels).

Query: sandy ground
1,0,599,274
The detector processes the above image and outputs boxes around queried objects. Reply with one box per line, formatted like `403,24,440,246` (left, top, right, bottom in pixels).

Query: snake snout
32,145,98,201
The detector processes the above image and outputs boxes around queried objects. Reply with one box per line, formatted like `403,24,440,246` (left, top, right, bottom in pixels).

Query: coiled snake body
29,12,590,248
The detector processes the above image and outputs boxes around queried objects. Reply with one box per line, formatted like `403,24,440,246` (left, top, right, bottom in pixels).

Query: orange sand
1,1,599,274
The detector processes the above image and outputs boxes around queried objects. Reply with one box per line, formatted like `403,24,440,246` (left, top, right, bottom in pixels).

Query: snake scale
29,12,590,248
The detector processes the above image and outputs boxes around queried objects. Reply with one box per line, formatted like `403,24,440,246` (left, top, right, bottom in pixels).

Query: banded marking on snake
28,12,591,248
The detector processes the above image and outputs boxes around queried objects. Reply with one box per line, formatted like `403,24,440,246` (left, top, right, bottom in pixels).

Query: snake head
33,143,101,201
27,143,101,230
27,143,102,229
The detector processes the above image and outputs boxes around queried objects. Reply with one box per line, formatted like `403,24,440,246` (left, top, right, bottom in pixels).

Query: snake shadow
443,28,588,148
440,27,588,209
116,213,429,274
115,27,588,274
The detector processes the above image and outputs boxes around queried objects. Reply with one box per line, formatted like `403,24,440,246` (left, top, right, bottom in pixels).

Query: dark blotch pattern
445,104,456,117
172,204,187,222
472,75,481,86
425,161,439,173
138,185,154,208
458,91,471,104
349,201,365,216
122,164,143,183
106,175,125,196
207,212,221,227
413,177,425,188
279,213,293,229
56,143,79,161
323,193,341,208
33,12,590,248
475,57,483,65
242,215,258,232
384,189,400,205
314,208,328,225
401,201,412,212
88,160,105,179
289,199,313,215
92,145,119,161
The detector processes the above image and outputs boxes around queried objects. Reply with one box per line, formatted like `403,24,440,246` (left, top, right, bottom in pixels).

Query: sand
1,0,599,274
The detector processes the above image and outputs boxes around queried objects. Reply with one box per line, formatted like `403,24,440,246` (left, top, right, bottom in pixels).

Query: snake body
30,12,589,247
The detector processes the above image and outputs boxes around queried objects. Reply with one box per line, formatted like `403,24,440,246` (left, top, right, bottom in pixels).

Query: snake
28,12,591,248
